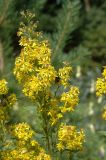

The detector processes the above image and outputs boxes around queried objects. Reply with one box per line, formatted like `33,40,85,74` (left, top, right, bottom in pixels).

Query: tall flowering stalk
13,11,84,159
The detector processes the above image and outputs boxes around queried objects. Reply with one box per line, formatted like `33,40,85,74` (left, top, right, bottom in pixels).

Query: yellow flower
47,98,63,126
14,13,57,101
7,94,17,107
58,66,72,87
22,75,41,100
0,79,8,95
30,140,39,147
12,123,34,141
61,86,79,112
57,125,85,151
102,109,106,120
102,67,106,79
96,78,106,96
0,107,9,121
37,65,57,88
96,67,106,96
36,149,51,160
57,142,64,151
48,109,63,126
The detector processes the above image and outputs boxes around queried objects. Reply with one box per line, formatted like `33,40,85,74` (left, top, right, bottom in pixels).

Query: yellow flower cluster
58,66,72,87
12,123,34,141
96,67,106,96
102,67,106,78
61,86,79,112
36,149,51,160
47,99,63,126
0,79,17,121
47,86,79,125
14,12,80,126
1,122,51,160
7,94,17,107
0,79,8,95
57,125,84,151
47,87,79,125
96,67,106,121
13,12,74,102
1,143,51,160
13,12,56,101
0,107,9,121
102,109,106,120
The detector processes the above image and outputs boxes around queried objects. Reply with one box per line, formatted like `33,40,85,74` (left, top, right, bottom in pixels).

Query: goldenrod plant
0,11,85,160
0,0,106,159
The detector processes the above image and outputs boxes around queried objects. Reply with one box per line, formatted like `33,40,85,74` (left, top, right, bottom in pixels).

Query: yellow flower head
58,66,72,87
96,78,106,96
96,67,106,96
102,67,106,79
14,12,57,100
61,86,79,112
57,125,85,151
102,109,106,120
7,94,17,107
0,79,8,95
36,149,51,160
0,108,9,121
12,122,34,141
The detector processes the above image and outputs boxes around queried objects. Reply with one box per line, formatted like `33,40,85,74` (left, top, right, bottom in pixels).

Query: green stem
68,151,73,160
0,120,6,143
41,110,51,153
59,150,63,160
45,122,50,152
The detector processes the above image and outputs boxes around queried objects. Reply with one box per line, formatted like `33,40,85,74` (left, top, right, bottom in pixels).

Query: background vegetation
0,0,106,159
